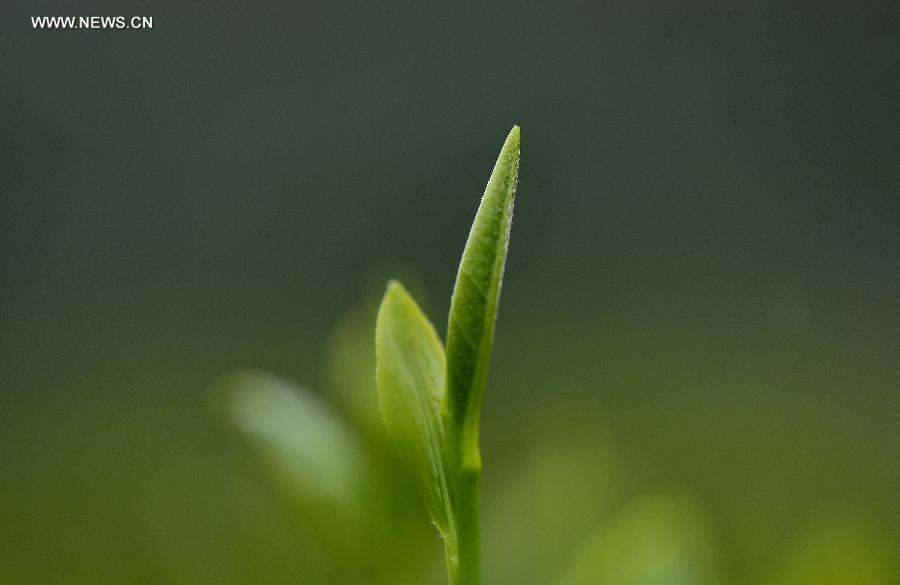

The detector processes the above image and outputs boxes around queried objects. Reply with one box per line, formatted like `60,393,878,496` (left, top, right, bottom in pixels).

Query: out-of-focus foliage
765,511,897,585
324,300,381,432
214,299,900,585
484,425,627,585
217,372,366,512
564,494,721,585
214,369,434,584
2,285,897,584
218,314,730,585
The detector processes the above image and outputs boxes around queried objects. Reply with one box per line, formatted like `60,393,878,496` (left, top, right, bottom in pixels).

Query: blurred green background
1,1,898,584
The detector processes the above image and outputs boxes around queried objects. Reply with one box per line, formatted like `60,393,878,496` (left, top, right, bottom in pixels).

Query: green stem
455,467,481,585
443,410,482,585
444,540,459,585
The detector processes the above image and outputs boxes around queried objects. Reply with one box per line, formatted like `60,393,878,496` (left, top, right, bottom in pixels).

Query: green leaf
446,125,520,470
215,371,366,510
375,280,454,535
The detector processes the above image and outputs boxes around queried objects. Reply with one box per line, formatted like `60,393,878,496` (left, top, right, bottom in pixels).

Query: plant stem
444,539,459,585
455,467,481,585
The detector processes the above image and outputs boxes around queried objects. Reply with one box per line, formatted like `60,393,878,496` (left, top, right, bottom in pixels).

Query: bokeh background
1,1,898,584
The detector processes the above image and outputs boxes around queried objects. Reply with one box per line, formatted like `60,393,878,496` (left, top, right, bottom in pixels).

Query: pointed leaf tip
508,124,520,143
446,127,521,470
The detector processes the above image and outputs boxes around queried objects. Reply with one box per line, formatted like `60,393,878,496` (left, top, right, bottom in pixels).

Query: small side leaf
375,280,454,535
446,126,520,470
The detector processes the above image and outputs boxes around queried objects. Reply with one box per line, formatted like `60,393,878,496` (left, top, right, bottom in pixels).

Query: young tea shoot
376,126,520,585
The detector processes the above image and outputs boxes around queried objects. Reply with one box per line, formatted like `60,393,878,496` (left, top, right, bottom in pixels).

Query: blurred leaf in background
214,368,433,584
484,420,626,585
564,493,722,585
766,510,898,585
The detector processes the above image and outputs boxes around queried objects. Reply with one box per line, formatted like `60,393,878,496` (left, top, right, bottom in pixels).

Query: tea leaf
215,371,365,509
446,125,520,470
375,280,454,535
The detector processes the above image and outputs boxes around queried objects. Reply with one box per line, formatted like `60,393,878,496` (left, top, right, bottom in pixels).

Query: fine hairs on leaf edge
446,124,520,471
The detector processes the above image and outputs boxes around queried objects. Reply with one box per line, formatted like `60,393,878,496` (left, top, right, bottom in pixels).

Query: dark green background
2,2,898,583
